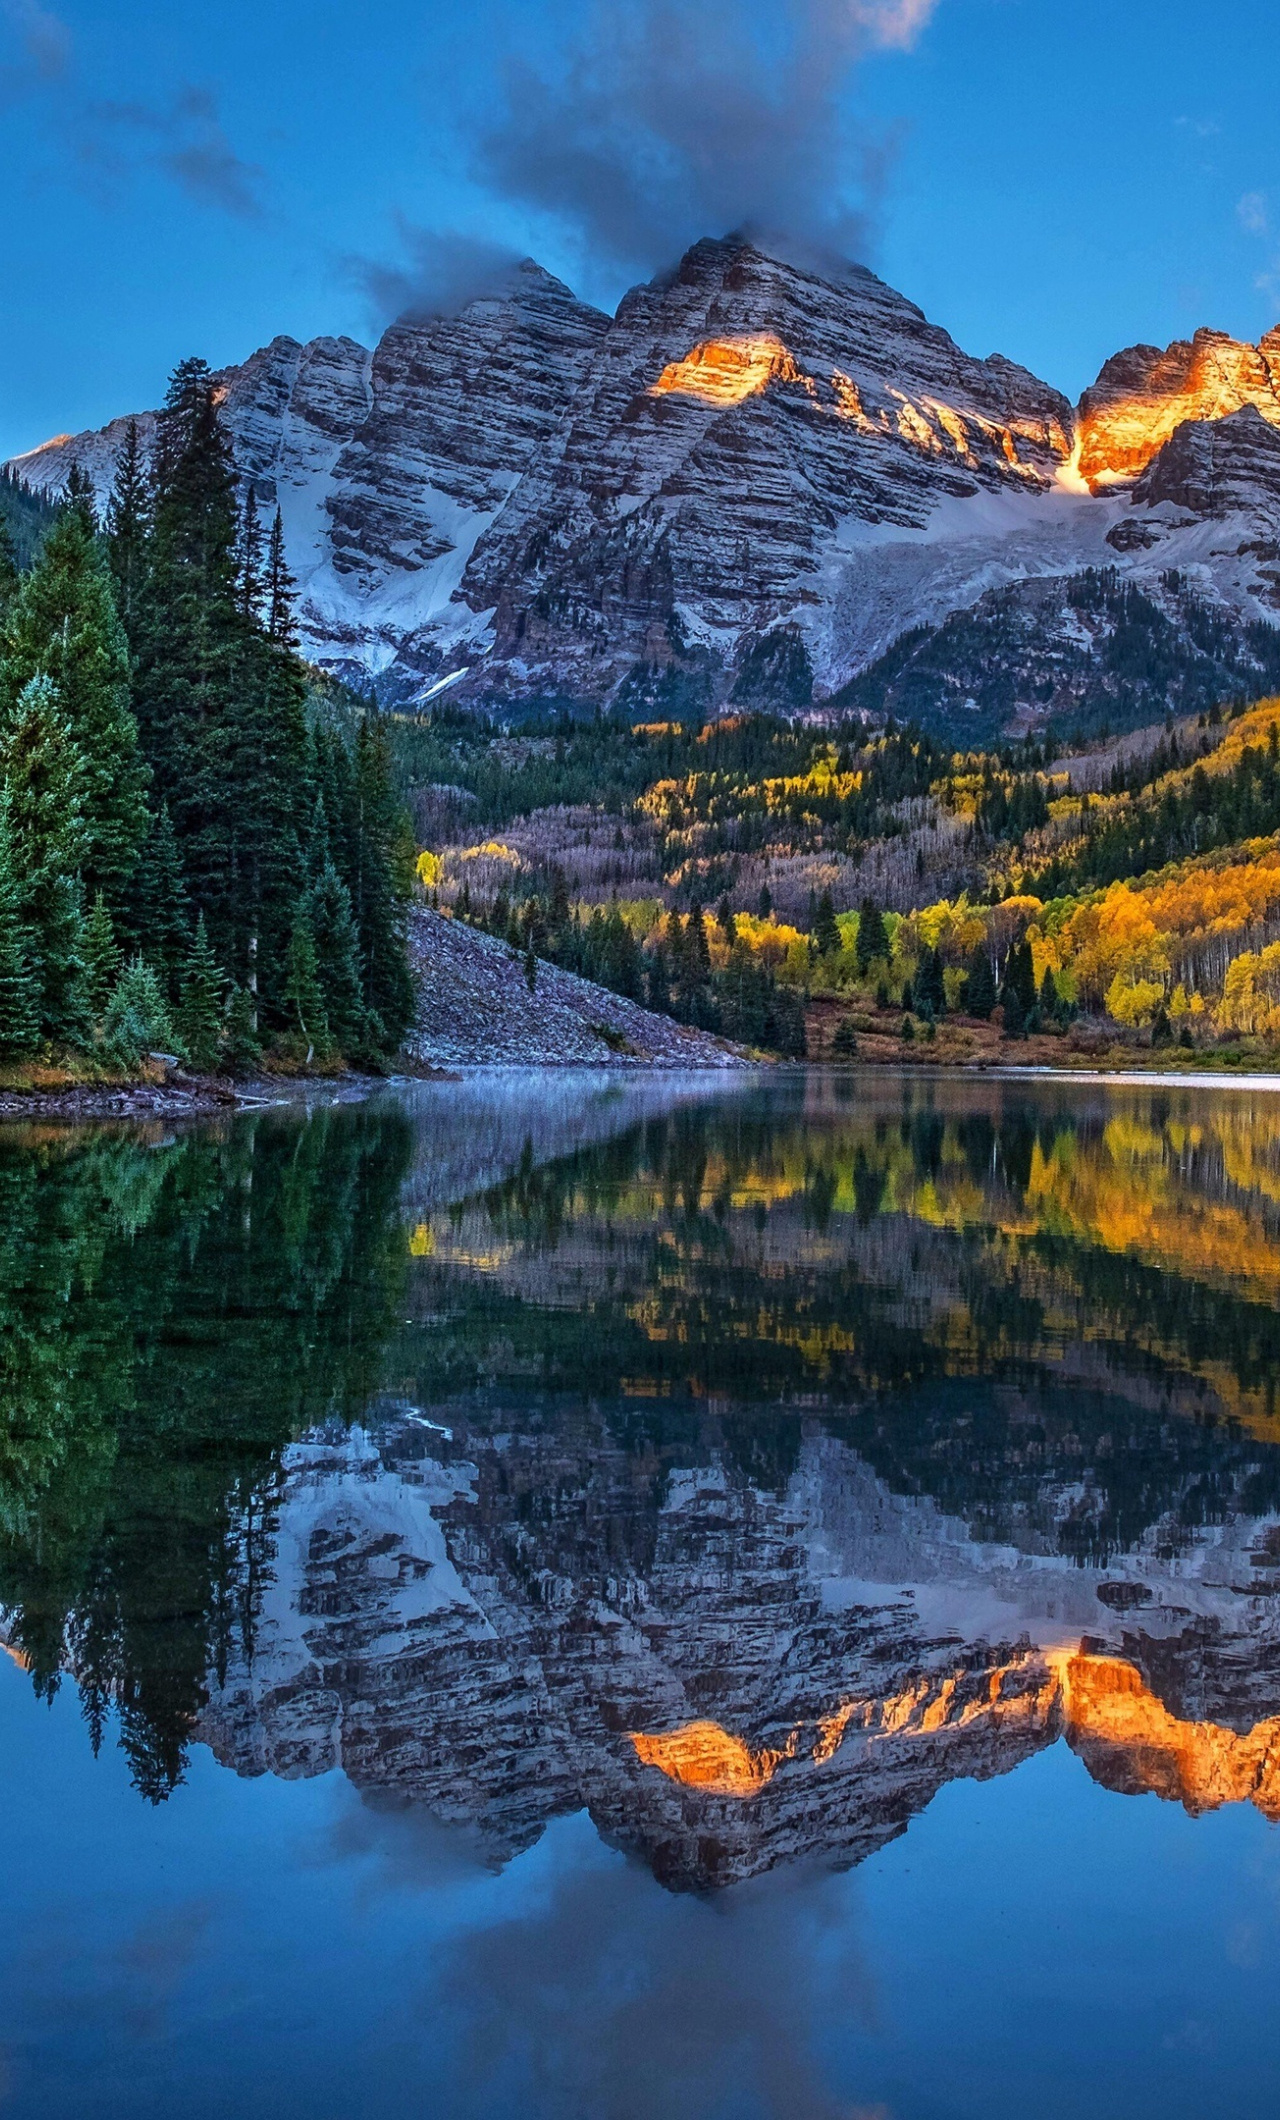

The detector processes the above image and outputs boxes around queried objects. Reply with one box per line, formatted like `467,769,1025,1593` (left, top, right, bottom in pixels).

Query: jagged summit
9,237,1280,730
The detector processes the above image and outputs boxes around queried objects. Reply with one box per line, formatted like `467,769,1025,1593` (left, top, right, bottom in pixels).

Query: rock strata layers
12,242,1280,723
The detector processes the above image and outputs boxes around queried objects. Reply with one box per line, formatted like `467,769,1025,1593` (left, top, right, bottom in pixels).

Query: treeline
0,362,414,1072
462,879,807,1055
1034,726,1280,897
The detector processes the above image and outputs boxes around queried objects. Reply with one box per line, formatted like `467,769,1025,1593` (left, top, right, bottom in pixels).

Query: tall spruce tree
0,790,40,1057
130,803,191,990
348,717,414,1049
175,915,224,1071
0,674,90,1038
129,359,309,1005
0,519,20,613
306,857,365,1056
283,904,330,1063
0,486,149,914
104,418,152,643
266,510,298,650
83,892,122,1016
856,899,888,973
813,888,841,956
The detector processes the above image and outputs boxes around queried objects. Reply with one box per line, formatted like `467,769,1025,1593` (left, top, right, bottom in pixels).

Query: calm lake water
2,1068,1280,2119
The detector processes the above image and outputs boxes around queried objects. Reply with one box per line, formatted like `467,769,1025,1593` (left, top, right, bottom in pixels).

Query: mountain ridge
11,236,1280,734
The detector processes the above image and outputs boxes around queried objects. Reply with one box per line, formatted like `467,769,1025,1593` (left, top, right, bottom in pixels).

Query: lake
2,1068,1279,2119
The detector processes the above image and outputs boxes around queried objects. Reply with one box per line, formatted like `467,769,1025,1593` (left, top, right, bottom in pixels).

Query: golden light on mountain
630,1653,1280,1821
629,1719,785,1796
649,335,806,405
1077,325,1280,488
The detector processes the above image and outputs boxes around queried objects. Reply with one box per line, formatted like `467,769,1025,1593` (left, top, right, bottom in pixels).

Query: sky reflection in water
2,1070,1280,2118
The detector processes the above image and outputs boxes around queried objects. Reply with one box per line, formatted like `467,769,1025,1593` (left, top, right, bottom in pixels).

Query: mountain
11,239,1280,731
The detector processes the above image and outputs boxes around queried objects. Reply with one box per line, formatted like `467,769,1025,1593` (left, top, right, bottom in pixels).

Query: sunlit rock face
15,244,1280,719
459,236,1075,701
1078,326,1280,489
197,1408,1280,1893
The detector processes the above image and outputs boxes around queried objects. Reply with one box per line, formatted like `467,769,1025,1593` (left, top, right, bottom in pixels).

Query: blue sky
2,0,1279,460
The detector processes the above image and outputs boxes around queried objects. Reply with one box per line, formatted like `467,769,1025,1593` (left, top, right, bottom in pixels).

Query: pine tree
916,945,947,1019
813,888,840,957
306,859,365,1056
83,891,122,1015
266,510,298,650
283,904,330,1063
175,914,224,1071
237,487,265,623
0,494,149,913
0,673,90,1038
856,900,888,973
966,944,997,1019
104,418,151,641
102,956,174,1066
348,717,414,1050
223,984,261,1075
0,518,20,613
0,791,40,1057
130,803,191,989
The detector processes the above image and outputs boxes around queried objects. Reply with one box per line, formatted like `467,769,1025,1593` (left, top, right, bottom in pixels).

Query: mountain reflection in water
3,1071,1280,2115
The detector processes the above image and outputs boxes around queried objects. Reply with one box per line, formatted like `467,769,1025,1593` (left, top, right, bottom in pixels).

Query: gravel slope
404,908,748,1068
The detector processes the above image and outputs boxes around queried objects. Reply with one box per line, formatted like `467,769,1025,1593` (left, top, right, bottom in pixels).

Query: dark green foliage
966,945,997,1018
307,859,365,1055
0,673,89,1039
831,1018,858,1058
130,802,191,989
916,945,947,1019
856,899,887,972
0,793,40,1056
901,1013,915,1043
0,495,149,914
1000,940,1037,1022
175,915,225,1071
103,957,174,1064
0,467,56,573
104,418,151,638
812,887,840,957
83,892,122,1016
728,625,813,710
1151,1003,1173,1048
283,904,330,1062
224,984,262,1076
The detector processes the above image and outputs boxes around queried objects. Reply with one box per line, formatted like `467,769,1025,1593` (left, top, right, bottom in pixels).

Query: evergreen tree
0,674,90,1038
104,418,151,641
1039,966,1062,1022
0,519,20,612
0,791,40,1057
916,944,947,1019
130,359,309,995
0,495,149,912
223,984,262,1076
237,488,265,623
83,892,122,1016
999,940,1037,1021
175,915,224,1070
856,899,888,973
348,717,414,1050
283,904,330,1063
266,510,298,650
966,944,997,1019
813,887,840,956
130,803,191,989
306,859,365,1056
103,956,174,1065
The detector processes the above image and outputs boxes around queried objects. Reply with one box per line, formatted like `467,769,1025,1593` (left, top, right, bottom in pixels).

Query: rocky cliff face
196,1407,1280,1892
12,242,1280,727
1078,325,1280,487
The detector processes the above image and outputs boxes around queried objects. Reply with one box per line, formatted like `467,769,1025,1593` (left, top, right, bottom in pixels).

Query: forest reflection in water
3,1071,1280,2117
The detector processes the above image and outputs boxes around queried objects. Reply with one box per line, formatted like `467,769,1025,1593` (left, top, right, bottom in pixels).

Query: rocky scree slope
404,905,746,1068
13,243,1280,728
